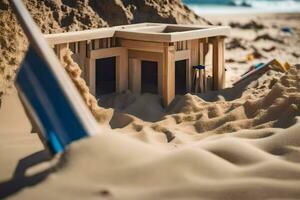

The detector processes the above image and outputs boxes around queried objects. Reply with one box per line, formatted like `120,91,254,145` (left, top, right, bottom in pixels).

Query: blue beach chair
10,0,101,153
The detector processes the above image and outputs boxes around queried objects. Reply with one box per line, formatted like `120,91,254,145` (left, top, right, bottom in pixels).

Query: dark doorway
175,60,187,95
141,61,158,94
96,57,116,96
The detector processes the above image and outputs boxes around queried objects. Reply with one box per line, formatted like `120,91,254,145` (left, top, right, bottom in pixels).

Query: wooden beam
186,58,192,92
162,43,175,107
86,58,96,95
45,23,230,45
199,38,209,92
175,50,190,61
79,41,86,78
87,40,92,55
183,41,187,50
212,37,225,90
170,27,230,42
89,47,126,59
188,39,199,93
107,38,111,48
56,43,68,62
157,58,163,95
188,39,199,67
94,39,100,49
174,42,178,51
116,49,128,92
103,38,107,48
45,28,116,45
129,58,141,94
199,38,209,65
128,50,162,62
120,39,164,53
115,30,171,43
111,37,116,47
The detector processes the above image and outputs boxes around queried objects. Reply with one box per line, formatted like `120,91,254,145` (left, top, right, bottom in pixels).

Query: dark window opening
141,61,158,94
96,57,116,96
175,60,187,95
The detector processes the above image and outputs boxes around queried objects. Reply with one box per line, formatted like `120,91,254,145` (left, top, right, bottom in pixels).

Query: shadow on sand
197,71,271,102
0,150,53,198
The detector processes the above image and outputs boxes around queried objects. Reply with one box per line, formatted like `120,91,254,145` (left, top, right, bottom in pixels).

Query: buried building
46,23,230,106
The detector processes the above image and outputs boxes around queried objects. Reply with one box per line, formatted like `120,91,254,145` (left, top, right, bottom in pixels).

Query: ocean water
183,0,300,14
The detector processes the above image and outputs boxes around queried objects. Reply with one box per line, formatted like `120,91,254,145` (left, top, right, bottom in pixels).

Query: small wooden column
85,40,96,95
162,43,175,107
157,57,163,95
212,37,225,90
116,49,128,92
199,38,209,92
188,39,199,92
55,43,68,62
79,41,87,79
199,38,209,65
86,59,96,95
185,59,192,92
129,58,141,94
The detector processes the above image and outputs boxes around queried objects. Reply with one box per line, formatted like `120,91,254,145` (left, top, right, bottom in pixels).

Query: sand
1,66,300,199
1,2,300,199
205,13,300,85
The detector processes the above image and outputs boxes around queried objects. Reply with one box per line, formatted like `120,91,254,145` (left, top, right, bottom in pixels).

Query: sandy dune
1,51,300,200
5,124,300,199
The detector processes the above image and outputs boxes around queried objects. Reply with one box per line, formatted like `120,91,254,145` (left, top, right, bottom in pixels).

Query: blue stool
192,65,206,70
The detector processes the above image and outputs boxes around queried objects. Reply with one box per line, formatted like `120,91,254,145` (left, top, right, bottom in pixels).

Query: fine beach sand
1,4,300,200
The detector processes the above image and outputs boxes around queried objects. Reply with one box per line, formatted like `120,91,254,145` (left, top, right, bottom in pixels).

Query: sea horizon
183,0,300,15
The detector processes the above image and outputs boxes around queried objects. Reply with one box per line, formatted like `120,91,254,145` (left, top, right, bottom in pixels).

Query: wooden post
129,58,141,94
186,59,192,92
162,43,175,107
183,41,187,50
157,55,163,95
212,37,225,90
199,38,209,92
103,38,107,48
111,38,116,47
107,38,111,48
116,49,128,92
56,43,68,62
75,42,79,53
199,38,209,65
94,39,100,49
188,39,199,93
86,58,96,95
79,41,86,79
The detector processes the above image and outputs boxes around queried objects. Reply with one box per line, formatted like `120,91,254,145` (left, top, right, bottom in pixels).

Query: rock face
0,0,209,93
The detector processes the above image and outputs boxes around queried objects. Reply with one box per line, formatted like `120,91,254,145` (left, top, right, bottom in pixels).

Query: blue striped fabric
16,46,90,153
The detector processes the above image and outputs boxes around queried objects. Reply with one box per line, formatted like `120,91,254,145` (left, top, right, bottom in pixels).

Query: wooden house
45,23,230,106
